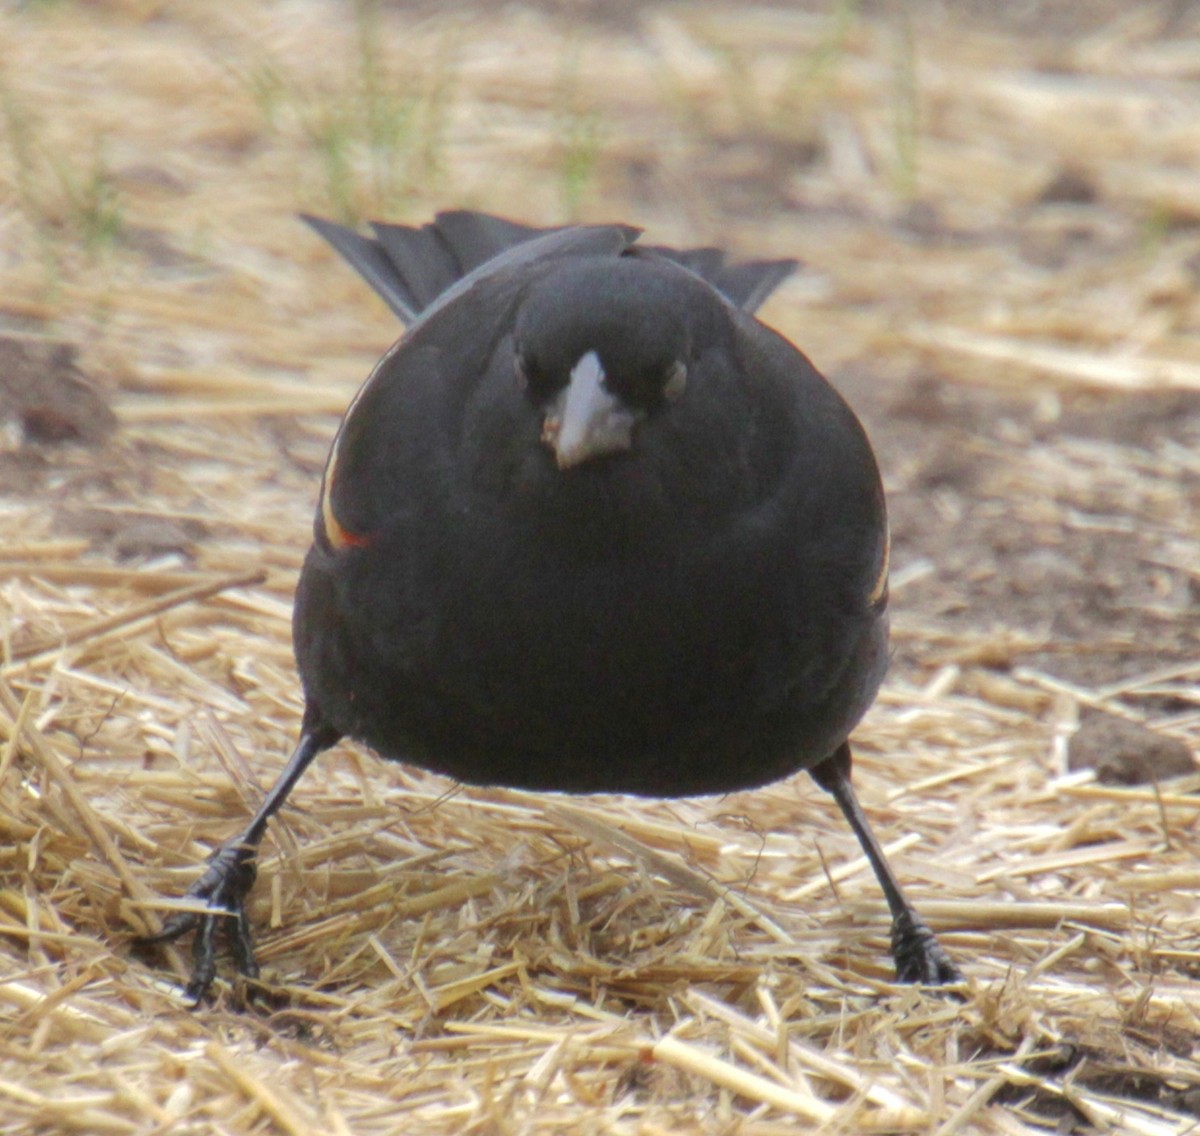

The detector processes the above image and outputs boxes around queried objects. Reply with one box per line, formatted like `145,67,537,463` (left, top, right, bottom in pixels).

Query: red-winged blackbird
142,212,961,1001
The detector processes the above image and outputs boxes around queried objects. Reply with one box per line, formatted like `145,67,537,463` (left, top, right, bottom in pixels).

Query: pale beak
540,351,638,469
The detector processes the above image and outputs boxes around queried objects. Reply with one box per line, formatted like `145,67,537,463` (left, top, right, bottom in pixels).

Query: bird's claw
138,837,260,1004
891,908,964,987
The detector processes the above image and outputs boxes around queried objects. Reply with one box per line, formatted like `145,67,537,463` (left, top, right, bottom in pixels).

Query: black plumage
142,211,961,1000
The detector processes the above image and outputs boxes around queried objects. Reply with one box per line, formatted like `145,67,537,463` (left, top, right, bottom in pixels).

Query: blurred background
2,2,1199,1132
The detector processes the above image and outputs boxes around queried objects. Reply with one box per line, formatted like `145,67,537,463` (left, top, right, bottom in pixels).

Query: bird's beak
540,351,638,469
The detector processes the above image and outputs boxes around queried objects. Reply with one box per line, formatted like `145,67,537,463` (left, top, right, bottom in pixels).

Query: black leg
139,710,340,1003
809,741,963,985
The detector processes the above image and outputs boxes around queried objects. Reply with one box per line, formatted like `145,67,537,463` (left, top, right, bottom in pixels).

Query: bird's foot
138,835,260,1004
891,908,963,986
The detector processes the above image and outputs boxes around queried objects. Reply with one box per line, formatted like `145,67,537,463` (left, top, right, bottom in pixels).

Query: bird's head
512,258,704,470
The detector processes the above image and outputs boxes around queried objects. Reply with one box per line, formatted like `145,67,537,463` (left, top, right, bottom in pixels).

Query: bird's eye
663,360,687,403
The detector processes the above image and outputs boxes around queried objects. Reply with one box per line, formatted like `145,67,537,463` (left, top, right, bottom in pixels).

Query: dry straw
1,2,1198,1133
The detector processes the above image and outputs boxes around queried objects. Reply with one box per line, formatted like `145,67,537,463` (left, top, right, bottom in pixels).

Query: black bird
142,211,962,1000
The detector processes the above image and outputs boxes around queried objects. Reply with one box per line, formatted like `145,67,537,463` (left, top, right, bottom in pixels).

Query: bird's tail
302,211,796,326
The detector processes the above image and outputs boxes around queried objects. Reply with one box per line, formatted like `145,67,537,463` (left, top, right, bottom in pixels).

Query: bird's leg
139,712,340,1003
809,741,963,985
